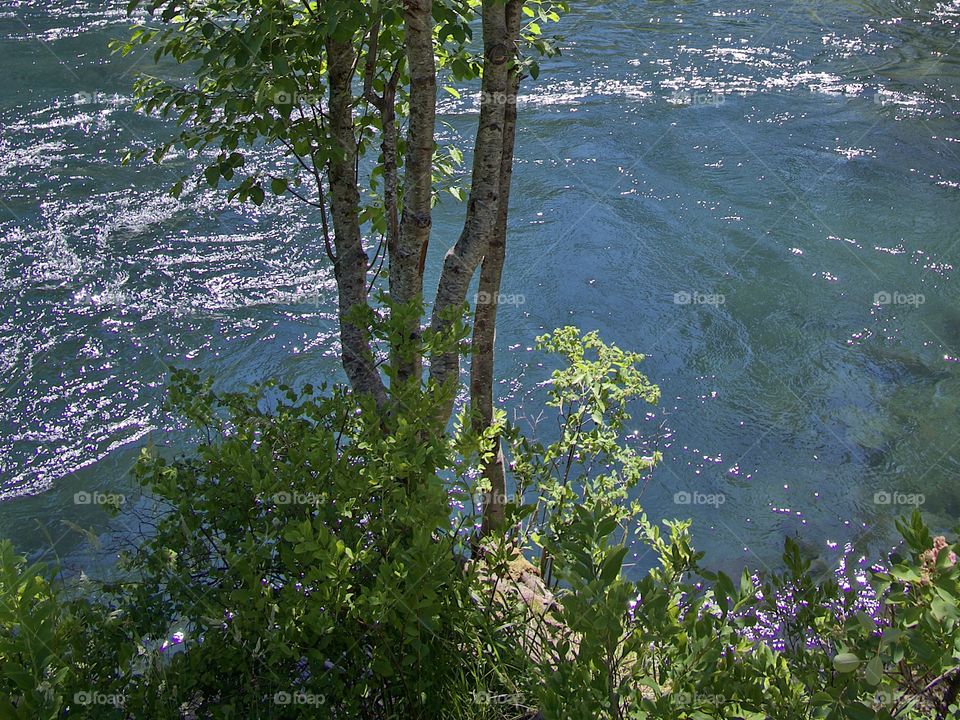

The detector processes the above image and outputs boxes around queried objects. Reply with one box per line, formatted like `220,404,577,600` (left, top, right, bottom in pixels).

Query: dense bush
1,327,958,719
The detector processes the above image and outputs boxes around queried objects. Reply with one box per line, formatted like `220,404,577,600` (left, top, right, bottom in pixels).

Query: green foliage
765,511,960,720
0,543,133,719
114,383,498,717
0,542,71,720
1,326,958,719
114,0,567,221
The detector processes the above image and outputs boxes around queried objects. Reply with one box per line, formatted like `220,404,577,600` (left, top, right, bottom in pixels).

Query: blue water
1,0,958,572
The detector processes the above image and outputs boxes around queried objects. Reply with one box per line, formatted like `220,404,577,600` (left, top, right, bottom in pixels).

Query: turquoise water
1,0,958,571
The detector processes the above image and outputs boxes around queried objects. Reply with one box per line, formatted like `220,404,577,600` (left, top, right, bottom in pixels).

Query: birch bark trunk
392,0,436,385
472,0,522,535
326,38,388,407
428,0,513,417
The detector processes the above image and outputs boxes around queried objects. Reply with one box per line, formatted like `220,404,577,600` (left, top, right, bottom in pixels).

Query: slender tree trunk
473,1,522,535
429,0,513,416
326,38,388,408
392,0,436,385
363,20,401,275
381,80,400,272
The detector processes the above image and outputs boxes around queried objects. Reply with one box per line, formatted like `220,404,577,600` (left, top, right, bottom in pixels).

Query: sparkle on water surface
1,0,959,575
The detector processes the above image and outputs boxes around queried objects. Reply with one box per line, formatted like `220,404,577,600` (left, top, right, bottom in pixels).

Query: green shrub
1,326,957,719
0,541,71,720
104,373,529,718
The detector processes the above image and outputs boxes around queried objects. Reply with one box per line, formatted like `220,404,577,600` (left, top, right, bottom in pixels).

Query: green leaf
596,517,617,538
203,165,220,186
372,655,394,677
845,702,877,720
809,692,834,706
832,652,861,673
931,597,958,621
600,546,628,584
865,655,884,685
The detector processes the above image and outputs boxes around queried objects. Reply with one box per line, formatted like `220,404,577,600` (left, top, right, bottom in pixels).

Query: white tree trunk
326,37,388,408
429,0,514,419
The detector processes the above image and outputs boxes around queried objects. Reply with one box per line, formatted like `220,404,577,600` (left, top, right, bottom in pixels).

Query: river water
1,0,958,572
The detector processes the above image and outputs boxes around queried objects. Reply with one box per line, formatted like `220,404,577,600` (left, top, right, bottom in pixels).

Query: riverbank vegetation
2,1,956,718
2,325,959,719
116,0,567,536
